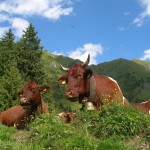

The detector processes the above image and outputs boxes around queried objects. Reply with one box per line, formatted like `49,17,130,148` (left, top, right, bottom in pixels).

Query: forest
0,24,150,150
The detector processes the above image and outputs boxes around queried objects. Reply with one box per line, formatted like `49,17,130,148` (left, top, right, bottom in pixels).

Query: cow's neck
88,75,96,102
18,105,38,124
36,96,44,115
26,104,39,116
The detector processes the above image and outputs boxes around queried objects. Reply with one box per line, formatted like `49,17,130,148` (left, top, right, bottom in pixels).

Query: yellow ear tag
62,80,66,85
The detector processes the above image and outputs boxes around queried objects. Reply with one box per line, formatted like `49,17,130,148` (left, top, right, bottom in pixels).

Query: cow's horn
82,54,90,67
60,64,69,71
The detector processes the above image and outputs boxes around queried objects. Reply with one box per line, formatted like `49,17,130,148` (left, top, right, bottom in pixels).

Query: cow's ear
84,69,93,79
58,76,68,85
40,84,50,92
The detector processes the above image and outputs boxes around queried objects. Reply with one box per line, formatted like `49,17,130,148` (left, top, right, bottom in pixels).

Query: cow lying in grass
0,80,50,129
58,112,76,123
131,100,150,114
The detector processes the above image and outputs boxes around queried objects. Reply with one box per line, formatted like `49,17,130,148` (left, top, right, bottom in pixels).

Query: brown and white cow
58,54,129,110
58,112,75,123
131,100,150,114
0,80,50,129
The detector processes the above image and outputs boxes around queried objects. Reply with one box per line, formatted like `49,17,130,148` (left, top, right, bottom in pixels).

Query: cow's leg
80,103,86,111
14,117,28,129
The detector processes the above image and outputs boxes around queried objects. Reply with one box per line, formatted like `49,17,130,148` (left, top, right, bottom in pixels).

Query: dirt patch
126,135,150,150
13,130,30,144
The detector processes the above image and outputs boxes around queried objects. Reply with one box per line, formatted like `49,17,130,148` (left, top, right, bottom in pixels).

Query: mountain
42,51,150,103
132,59,150,71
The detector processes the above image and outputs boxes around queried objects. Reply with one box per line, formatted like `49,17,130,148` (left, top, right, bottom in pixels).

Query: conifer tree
0,61,23,111
16,23,46,82
0,29,16,76
0,28,15,49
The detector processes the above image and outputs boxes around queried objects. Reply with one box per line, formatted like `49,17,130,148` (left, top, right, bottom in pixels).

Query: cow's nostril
69,91,72,95
20,97,27,103
65,91,72,97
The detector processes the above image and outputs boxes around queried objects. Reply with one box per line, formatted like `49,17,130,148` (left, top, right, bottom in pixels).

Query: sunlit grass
0,102,150,150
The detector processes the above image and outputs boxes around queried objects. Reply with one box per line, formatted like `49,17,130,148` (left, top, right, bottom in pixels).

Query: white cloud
0,14,9,23
140,49,150,60
11,0,49,16
68,43,103,65
53,51,65,56
133,0,150,27
0,0,74,38
43,5,73,20
10,18,29,37
0,0,73,18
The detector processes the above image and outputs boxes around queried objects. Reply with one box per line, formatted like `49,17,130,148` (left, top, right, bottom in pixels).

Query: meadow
0,103,150,150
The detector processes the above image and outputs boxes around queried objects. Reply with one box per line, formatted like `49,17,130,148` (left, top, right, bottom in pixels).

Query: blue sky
0,0,150,64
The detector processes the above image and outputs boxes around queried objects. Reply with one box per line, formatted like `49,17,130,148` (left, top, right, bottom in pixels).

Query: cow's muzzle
65,91,73,98
65,91,78,101
20,97,31,106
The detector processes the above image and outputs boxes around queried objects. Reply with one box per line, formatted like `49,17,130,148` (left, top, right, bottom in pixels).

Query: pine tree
0,28,15,49
16,23,46,83
0,29,16,76
0,61,23,111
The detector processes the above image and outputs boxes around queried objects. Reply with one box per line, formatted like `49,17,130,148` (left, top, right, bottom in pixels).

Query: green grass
0,124,16,150
0,103,150,150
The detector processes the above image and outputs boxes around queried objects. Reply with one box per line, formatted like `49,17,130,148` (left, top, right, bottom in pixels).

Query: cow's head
18,80,50,107
58,112,76,123
58,54,93,102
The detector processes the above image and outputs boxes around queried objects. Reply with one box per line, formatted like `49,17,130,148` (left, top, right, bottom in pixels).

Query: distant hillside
55,55,82,68
42,51,150,103
133,59,150,71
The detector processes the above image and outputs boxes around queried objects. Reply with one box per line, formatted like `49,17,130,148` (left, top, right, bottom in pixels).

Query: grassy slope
132,59,150,71
1,103,150,150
